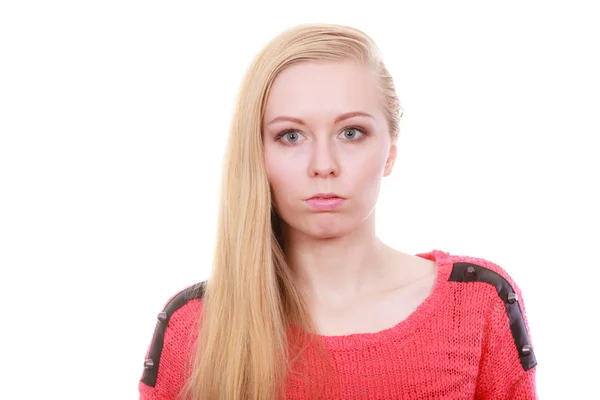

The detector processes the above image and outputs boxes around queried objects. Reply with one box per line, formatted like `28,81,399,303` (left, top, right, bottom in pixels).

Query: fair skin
262,60,437,336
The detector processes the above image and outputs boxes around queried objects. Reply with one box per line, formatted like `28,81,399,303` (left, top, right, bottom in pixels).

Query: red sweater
139,249,538,399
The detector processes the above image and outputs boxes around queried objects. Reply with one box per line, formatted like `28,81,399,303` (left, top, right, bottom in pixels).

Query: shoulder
443,251,529,316
420,249,526,299
441,251,537,372
139,281,207,398
445,252,523,295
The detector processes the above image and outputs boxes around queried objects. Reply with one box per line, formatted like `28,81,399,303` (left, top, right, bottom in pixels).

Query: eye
340,126,366,140
283,131,301,143
275,129,305,145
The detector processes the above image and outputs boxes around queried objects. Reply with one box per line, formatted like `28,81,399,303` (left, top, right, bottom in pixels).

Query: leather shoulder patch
449,262,537,371
141,281,207,387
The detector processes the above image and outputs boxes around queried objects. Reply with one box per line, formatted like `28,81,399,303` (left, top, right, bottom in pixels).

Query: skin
262,60,437,335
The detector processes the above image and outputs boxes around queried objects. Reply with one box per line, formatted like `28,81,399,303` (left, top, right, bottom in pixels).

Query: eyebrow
266,111,375,126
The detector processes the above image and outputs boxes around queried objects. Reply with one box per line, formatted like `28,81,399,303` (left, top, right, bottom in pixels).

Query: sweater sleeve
138,283,205,400
474,279,538,400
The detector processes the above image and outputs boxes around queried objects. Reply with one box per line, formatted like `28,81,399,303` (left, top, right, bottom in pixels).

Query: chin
304,215,356,239
278,208,367,240
308,229,344,240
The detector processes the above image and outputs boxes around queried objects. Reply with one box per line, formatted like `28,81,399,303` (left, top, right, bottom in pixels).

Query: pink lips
305,193,346,211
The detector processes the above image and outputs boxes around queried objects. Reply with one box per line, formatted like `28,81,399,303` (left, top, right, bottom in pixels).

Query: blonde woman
139,23,538,400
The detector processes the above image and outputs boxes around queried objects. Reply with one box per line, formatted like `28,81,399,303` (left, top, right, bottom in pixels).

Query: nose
308,137,339,178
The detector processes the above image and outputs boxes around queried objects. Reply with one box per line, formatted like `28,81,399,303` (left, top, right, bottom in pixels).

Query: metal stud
507,292,519,304
157,311,168,324
522,344,533,356
465,266,476,276
144,359,155,370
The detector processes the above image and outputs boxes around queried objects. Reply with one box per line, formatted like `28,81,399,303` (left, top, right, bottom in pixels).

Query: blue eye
342,128,362,140
340,126,366,140
284,131,300,143
275,129,304,145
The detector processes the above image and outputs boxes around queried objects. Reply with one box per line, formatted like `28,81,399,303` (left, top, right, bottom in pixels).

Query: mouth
305,193,346,211
307,193,345,200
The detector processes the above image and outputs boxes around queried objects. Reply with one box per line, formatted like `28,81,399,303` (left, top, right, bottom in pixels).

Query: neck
282,212,392,303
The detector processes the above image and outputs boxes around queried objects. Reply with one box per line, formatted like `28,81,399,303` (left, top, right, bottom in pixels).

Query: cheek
342,147,388,193
265,150,302,205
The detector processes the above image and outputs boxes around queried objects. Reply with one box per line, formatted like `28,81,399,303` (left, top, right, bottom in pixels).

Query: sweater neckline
313,249,453,351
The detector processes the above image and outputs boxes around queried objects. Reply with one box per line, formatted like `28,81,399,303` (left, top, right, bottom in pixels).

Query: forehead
263,60,383,123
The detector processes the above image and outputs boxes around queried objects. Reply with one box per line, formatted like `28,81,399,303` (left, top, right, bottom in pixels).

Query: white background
1,1,598,399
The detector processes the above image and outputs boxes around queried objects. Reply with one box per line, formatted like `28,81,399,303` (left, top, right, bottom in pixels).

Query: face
262,60,397,239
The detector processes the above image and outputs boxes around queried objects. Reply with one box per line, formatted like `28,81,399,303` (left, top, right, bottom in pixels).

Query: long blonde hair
180,23,403,400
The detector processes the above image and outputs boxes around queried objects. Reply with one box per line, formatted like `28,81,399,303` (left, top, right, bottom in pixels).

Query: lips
305,194,346,211
308,193,345,200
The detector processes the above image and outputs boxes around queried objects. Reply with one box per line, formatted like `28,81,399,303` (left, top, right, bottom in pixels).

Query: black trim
141,281,207,387
449,262,537,371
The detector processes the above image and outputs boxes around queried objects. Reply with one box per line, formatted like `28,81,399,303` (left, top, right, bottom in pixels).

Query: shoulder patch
449,262,537,371
141,281,207,387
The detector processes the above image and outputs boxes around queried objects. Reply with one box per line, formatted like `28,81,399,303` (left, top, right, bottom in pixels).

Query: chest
310,269,437,336
285,335,482,399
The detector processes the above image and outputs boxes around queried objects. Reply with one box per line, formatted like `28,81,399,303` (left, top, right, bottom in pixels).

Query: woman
139,23,537,399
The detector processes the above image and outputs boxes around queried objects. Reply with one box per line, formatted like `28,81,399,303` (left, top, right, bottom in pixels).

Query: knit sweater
139,249,538,399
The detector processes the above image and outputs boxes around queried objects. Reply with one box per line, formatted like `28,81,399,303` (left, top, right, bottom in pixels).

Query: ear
383,143,397,177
